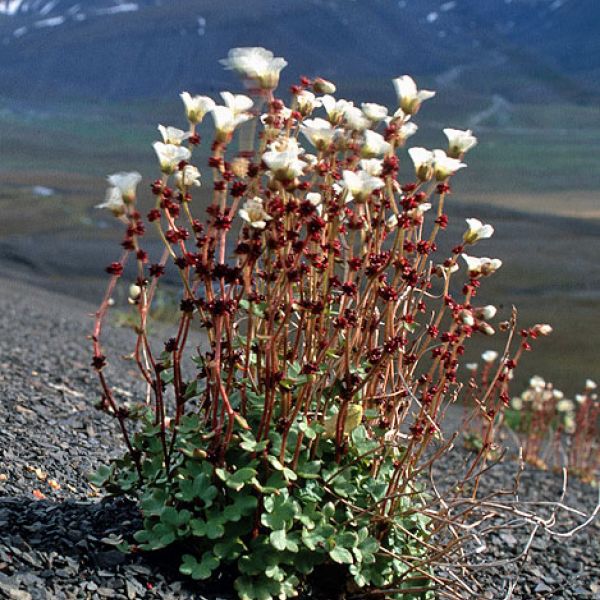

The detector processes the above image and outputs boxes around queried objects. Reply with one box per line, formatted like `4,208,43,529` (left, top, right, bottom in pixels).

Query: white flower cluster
96,47,503,282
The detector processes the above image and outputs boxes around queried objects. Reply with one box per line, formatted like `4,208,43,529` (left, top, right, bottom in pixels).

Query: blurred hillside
0,0,598,393
0,0,598,104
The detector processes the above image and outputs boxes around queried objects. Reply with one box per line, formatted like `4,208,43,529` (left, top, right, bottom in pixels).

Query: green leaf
282,467,298,482
190,518,207,537
176,473,218,506
179,552,220,580
267,455,284,471
322,502,335,519
202,510,226,540
227,467,257,491
269,529,288,551
223,494,258,522
298,419,317,440
265,564,286,582
89,464,114,488
140,488,169,516
296,460,322,479
335,531,359,549
239,432,269,452
329,546,354,564
235,575,281,600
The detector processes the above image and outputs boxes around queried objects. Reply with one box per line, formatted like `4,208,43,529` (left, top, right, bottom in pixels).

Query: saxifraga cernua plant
90,47,560,600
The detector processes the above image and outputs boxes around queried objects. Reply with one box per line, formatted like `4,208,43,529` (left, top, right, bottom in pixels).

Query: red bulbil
149,264,165,278
435,214,449,228
151,180,163,195
231,181,247,197
105,262,123,276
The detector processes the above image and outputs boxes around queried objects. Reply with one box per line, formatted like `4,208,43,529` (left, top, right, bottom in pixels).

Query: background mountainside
0,0,599,105
0,0,599,392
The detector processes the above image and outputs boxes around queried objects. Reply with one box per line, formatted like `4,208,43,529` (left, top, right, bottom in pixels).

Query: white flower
361,102,388,122
389,107,410,122
341,169,384,203
564,415,576,434
220,91,254,115
239,197,272,229
306,192,322,207
481,350,498,363
300,118,336,150
158,124,190,146
302,153,318,168
556,399,574,413
296,90,321,116
180,92,215,124
435,262,459,276
444,128,478,158
392,75,435,114
553,390,565,401
529,375,546,389
220,47,287,89
174,165,201,189
321,95,353,124
386,214,398,230
153,142,192,174
211,105,253,139
106,171,142,202
585,379,597,391
511,397,523,411
462,254,502,277
96,186,125,216
465,362,478,371
408,147,434,181
343,105,370,131
359,158,383,177
432,149,466,180
463,218,494,244
398,122,418,141
262,138,306,180
406,202,431,219
475,305,497,321
362,129,391,158
575,394,587,405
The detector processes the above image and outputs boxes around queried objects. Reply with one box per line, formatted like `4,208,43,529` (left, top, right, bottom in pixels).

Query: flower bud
459,310,475,327
479,322,495,336
533,323,553,336
313,77,336,94
129,284,142,300
481,350,498,363
475,305,497,320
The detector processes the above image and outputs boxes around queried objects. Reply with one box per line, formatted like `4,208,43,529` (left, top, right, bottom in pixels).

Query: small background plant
503,377,599,483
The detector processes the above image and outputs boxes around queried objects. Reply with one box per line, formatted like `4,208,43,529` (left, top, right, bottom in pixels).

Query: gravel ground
0,276,598,599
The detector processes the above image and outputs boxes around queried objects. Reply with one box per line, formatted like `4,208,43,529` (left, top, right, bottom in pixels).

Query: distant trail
468,94,513,128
